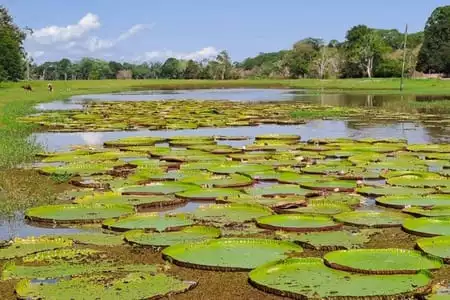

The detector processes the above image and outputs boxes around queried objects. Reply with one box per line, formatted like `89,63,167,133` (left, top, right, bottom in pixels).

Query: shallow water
36,88,427,111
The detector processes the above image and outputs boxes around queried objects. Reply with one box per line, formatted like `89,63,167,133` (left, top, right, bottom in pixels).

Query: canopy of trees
0,6,27,81
417,5,450,75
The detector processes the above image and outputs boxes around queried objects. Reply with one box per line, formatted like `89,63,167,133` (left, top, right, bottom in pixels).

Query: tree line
0,5,449,82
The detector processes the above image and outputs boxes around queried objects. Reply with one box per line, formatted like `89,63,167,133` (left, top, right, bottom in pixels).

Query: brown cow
21,84,33,91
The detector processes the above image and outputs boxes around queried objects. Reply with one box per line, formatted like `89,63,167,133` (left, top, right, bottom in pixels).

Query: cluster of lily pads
19,100,427,132
6,134,450,298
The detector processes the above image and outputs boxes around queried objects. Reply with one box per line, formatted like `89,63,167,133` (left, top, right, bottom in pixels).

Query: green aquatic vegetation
39,161,124,176
60,232,125,246
104,136,166,147
276,172,324,184
103,213,194,232
191,203,273,225
0,237,72,259
73,192,186,210
407,144,450,153
249,258,432,299
277,201,352,216
256,214,341,232
245,184,317,197
276,229,380,250
180,174,253,188
15,271,195,300
255,134,300,141
376,194,450,209
356,186,436,197
22,248,101,263
416,236,450,263
403,206,450,217
403,217,450,236
299,179,357,192
324,248,442,274
334,211,412,228
309,193,364,206
162,238,302,271
124,226,221,247
207,163,273,174
25,204,134,224
241,170,284,181
176,188,243,201
119,182,199,195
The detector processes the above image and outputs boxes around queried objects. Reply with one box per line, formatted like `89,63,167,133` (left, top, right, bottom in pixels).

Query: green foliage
417,5,450,75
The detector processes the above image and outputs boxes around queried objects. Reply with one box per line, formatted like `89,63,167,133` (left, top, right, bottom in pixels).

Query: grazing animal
47,83,53,92
21,84,33,92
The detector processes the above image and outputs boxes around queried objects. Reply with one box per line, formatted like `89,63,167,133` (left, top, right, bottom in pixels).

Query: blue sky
4,0,448,63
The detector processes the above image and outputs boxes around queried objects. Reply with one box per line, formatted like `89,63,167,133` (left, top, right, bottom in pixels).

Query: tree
417,6,450,75
344,25,388,78
0,6,27,81
312,46,341,79
184,60,201,79
161,58,184,79
57,58,71,80
285,39,321,78
216,50,232,80
108,61,123,78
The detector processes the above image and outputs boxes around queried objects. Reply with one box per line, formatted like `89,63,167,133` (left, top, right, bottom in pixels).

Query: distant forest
1,5,449,81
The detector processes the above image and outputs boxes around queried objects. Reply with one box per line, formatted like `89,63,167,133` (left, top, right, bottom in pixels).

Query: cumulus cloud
143,46,219,61
30,13,100,45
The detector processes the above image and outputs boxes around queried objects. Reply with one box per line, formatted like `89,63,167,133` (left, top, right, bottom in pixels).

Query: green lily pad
276,201,352,216
208,163,273,175
3,261,159,280
276,229,380,250
255,134,300,141
39,161,123,176
387,176,450,188
357,186,435,197
25,204,134,224
104,136,166,147
376,195,450,209
191,203,273,225
242,170,284,181
277,172,323,184
407,144,450,153
119,182,198,195
15,272,196,300
416,236,450,263
245,184,318,197
102,213,194,232
300,179,357,192
256,214,342,232
21,248,101,263
309,193,364,206
403,206,450,217
124,226,221,247
249,258,432,299
73,192,186,210
180,174,253,188
324,248,442,274
60,233,124,246
175,188,243,201
162,238,302,271
0,237,72,259
219,195,306,208
334,211,412,228
403,217,450,236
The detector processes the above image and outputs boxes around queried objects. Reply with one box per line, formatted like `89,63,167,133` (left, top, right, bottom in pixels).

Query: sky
3,0,449,63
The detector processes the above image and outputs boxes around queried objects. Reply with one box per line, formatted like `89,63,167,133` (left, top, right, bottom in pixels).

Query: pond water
36,88,433,111
5,88,450,240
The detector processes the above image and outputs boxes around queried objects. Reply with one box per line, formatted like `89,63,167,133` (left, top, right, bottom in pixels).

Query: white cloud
31,13,100,45
31,51,45,58
143,46,219,61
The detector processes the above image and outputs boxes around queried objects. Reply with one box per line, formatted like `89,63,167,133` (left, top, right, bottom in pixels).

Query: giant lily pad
256,214,341,232
104,136,166,147
276,201,352,216
388,176,450,188
102,213,194,232
300,179,357,192
119,182,198,195
180,174,253,188
416,236,450,263
356,186,435,197
403,217,450,236
334,211,411,228
191,203,272,225
324,248,442,274
15,272,196,300
73,192,186,210
276,172,323,184
208,163,272,175
39,161,123,176
162,238,302,271
309,193,363,206
175,188,243,201
0,237,72,259
376,195,450,209
245,184,317,197
25,204,134,224
407,144,450,153
249,258,432,299
255,134,300,141
124,226,221,247
276,229,380,250
403,206,450,217
60,233,124,246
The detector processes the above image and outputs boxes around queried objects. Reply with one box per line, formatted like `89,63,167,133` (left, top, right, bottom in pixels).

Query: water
36,88,427,111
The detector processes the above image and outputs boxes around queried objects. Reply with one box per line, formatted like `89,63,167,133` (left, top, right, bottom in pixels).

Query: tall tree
57,58,72,80
0,6,27,81
184,60,201,79
417,5,450,75
216,50,232,80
